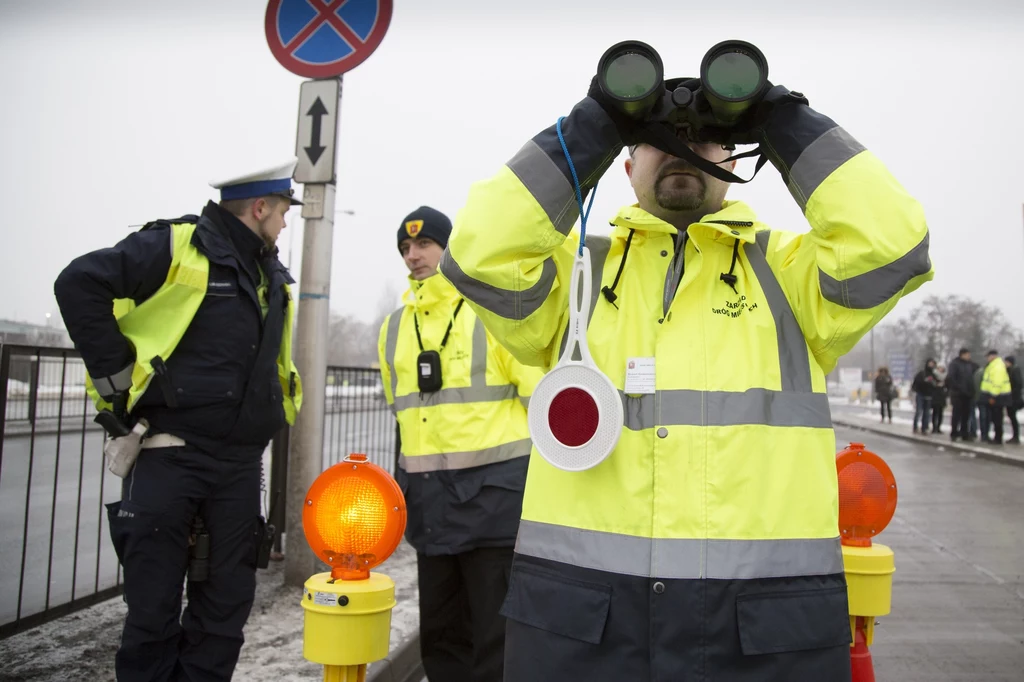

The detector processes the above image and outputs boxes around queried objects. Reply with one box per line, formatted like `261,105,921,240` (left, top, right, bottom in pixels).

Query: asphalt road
0,405,396,628
837,426,1024,681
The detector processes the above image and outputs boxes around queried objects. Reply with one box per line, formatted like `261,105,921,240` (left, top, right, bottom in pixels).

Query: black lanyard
413,299,464,352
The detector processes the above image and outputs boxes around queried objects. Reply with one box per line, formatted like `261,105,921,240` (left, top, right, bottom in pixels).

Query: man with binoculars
441,41,933,681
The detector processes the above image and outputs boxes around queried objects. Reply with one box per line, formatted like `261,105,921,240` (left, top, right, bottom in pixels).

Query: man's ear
624,157,633,180
252,197,269,220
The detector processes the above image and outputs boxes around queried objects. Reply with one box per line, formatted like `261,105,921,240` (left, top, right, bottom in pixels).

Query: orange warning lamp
302,454,407,581
836,443,898,547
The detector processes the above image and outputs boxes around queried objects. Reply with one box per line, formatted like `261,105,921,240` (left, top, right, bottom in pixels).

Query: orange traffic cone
850,617,876,682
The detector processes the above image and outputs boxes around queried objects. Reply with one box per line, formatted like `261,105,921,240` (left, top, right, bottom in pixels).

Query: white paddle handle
558,247,595,367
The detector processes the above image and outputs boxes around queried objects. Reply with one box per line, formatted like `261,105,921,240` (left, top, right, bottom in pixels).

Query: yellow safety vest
981,357,1011,397
377,273,543,473
441,142,933,581
84,221,302,424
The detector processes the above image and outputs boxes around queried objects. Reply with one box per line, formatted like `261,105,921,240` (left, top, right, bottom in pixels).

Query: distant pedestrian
912,358,938,434
874,367,895,423
946,347,977,441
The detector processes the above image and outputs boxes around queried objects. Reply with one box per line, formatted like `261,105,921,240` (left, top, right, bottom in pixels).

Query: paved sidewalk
830,401,1024,468
0,539,420,681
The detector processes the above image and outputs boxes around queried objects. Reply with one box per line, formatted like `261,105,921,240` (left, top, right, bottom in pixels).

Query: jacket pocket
736,586,852,655
450,462,526,504
499,562,611,644
171,372,240,408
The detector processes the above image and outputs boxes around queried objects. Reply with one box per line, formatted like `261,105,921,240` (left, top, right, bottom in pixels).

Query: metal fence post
27,356,39,423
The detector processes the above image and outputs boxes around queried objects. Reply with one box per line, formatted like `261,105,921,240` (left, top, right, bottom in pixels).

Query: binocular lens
597,41,665,118
603,53,660,100
705,51,762,100
700,40,769,123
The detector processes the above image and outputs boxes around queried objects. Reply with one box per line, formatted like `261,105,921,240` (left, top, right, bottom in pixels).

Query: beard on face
653,160,707,212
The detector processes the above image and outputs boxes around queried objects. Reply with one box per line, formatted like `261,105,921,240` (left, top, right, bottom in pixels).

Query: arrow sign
304,97,328,165
294,79,340,184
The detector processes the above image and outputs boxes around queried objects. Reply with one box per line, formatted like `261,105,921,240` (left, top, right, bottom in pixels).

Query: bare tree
838,295,1023,379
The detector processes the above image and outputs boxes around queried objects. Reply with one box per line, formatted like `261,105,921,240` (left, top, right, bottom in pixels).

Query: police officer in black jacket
53,159,303,682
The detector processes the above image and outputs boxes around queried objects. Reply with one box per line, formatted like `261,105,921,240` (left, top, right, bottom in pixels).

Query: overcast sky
1,0,1022,332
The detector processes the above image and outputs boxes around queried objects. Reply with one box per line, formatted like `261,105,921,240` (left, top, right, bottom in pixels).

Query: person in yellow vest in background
53,159,303,682
440,58,934,680
378,207,544,682
980,349,1013,445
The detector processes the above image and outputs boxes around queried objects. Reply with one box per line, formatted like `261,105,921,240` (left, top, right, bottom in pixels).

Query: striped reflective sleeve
440,249,558,322
620,388,832,431
92,361,134,397
440,98,621,321
819,231,932,310
382,306,404,410
758,102,865,211
399,438,532,473
511,98,622,237
515,520,844,580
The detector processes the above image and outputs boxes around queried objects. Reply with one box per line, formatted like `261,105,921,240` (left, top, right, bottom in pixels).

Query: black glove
700,84,810,148
586,76,643,146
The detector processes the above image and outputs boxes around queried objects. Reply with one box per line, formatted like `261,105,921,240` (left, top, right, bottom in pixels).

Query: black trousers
417,547,514,682
879,399,892,420
106,445,263,682
950,394,972,439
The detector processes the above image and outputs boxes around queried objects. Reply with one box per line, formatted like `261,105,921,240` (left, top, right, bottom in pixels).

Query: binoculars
597,39,769,141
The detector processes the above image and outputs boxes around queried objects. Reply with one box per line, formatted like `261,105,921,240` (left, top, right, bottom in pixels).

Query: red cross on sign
265,0,393,78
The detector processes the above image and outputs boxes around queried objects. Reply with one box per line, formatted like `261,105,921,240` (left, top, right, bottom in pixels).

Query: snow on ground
0,539,419,681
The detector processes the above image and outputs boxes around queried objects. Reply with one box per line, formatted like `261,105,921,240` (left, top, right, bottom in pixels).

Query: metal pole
870,328,875,376
284,77,342,586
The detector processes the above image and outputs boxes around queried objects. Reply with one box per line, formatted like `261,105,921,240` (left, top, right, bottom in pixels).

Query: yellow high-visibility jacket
440,95,933,678
981,356,1011,400
378,272,545,555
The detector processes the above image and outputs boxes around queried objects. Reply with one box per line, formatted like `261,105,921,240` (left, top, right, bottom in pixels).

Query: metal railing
1,345,398,639
323,366,398,471
0,344,120,639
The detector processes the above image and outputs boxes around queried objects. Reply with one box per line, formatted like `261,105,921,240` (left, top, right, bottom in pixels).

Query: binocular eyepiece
597,39,769,130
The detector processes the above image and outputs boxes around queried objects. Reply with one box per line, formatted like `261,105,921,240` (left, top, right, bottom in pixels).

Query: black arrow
304,97,328,165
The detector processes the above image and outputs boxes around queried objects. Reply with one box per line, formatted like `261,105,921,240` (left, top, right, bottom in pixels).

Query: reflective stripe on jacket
377,272,544,555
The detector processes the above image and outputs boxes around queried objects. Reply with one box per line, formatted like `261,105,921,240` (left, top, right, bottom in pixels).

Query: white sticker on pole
528,247,623,472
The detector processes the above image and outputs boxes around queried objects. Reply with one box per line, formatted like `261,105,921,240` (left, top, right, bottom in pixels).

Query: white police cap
209,157,303,206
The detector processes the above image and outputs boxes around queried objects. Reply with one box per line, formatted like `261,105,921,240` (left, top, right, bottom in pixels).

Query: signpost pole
285,77,343,585
264,0,393,587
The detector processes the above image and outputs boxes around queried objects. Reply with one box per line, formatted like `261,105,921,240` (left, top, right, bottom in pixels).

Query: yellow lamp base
301,571,396,666
842,543,895,646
